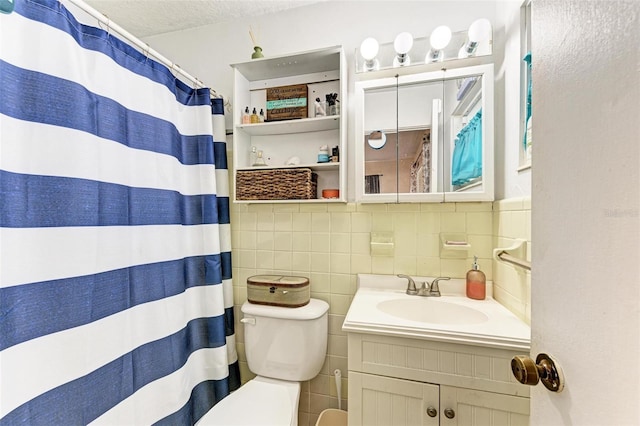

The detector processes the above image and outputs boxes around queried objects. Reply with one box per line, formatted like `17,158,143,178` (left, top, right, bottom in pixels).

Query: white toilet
198,298,329,426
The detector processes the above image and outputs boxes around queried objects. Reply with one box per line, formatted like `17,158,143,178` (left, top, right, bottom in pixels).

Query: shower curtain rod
66,0,222,98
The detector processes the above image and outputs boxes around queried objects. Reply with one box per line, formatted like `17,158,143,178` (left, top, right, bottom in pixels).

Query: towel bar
496,251,531,271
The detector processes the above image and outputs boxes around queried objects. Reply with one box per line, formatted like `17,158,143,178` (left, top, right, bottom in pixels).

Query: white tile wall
492,197,532,324
230,200,497,425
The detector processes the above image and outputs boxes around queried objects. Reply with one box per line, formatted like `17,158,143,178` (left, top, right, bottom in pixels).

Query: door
349,372,439,426
440,386,529,426
531,1,640,425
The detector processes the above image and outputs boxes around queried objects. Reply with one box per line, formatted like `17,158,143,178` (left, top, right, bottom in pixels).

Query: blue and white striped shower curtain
0,0,239,424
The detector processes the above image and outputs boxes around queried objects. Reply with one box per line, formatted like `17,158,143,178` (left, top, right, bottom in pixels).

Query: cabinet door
349,372,439,426
440,386,529,426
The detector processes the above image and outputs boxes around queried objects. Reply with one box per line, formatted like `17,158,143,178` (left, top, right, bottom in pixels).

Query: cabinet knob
511,353,565,392
426,406,437,417
444,408,455,419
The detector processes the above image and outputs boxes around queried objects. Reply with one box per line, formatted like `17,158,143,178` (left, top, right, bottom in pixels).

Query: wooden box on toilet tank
247,275,310,307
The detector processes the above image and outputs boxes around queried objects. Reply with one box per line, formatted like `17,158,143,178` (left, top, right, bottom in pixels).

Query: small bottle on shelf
250,146,257,165
259,109,265,123
252,150,267,166
250,107,259,123
242,106,250,124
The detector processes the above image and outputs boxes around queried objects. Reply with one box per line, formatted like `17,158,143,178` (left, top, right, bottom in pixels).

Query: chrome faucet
420,277,450,297
397,274,418,295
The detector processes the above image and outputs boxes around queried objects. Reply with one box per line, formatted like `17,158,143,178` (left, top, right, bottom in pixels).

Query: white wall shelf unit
231,46,347,203
235,115,339,136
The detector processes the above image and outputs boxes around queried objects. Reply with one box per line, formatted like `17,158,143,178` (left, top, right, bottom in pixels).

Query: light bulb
360,37,379,61
394,32,413,55
429,25,452,50
468,18,492,42
393,32,413,67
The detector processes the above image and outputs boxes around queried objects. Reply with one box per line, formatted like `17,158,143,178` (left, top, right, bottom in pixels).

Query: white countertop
342,274,531,351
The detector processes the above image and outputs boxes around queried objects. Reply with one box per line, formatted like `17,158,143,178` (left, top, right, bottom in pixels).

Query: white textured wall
144,1,499,130
532,1,640,424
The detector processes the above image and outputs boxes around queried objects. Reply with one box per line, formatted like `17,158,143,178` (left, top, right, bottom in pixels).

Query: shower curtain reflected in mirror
0,1,238,424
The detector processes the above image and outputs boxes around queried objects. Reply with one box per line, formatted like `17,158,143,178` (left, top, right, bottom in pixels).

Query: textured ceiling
83,0,322,38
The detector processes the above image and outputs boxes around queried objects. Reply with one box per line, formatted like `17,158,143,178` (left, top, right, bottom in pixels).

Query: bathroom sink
377,298,489,325
342,274,531,350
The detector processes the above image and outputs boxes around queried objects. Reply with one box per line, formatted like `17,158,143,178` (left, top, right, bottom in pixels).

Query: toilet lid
197,379,293,426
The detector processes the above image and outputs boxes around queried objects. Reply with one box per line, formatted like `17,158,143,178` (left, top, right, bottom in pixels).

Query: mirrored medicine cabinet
354,64,494,203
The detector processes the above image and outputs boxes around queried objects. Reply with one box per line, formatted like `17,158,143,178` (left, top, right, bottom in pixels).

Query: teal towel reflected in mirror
452,109,483,186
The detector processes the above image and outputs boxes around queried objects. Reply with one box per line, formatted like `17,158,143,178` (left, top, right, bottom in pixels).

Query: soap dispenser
250,107,259,123
466,256,486,300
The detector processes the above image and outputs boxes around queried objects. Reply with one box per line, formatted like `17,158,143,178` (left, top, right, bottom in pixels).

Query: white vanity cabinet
231,46,347,203
347,333,530,426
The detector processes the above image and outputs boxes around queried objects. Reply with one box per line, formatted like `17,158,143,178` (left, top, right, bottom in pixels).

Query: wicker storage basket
236,168,317,200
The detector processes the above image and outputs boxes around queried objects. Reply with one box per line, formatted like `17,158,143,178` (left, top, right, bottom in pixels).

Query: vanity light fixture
458,18,492,58
360,37,380,72
356,19,492,73
393,32,413,67
426,25,452,63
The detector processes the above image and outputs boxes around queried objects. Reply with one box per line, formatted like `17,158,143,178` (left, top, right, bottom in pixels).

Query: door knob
511,353,565,392
426,406,437,417
444,408,455,419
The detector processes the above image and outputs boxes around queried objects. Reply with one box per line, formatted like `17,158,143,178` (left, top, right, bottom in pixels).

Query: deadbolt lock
511,353,565,392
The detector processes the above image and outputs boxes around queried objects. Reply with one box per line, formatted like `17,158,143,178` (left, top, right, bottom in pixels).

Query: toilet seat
197,377,300,426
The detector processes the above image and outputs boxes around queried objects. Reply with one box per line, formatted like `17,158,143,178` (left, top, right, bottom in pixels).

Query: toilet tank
241,299,329,381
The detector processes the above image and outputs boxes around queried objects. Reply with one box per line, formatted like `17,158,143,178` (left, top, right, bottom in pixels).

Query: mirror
367,130,387,150
354,64,494,202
